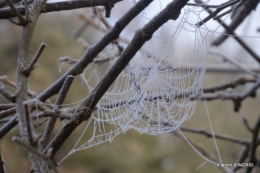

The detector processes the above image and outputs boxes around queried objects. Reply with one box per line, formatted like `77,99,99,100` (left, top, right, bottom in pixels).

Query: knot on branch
135,28,152,41
76,106,92,121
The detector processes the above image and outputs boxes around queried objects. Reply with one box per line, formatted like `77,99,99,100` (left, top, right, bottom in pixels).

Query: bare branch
23,43,47,77
0,116,17,139
94,7,111,30
0,0,122,20
233,145,250,172
24,104,34,146
180,126,249,145
173,130,232,173
246,115,260,173
213,0,260,46
241,116,254,133
0,81,16,102
0,107,16,120
43,0,189,158
203,76,256,93
40,75,74,151
199,0,260,64
36,0,154,102
195,0,242,26
0,0,20,8
209,50,258,77
192,78,260,112
0,103,16,111
13,137,58,173
0,148,6,173
4,0,27,25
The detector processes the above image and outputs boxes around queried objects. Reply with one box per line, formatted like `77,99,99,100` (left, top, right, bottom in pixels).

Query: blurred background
1,0,260,172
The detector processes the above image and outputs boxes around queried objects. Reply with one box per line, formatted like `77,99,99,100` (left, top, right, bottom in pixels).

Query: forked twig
4,0,27,25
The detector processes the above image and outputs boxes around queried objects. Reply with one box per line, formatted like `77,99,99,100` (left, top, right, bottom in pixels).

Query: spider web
64,0,219,158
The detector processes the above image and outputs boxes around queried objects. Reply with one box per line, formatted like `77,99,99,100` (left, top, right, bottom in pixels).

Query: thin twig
180,126,249,145
195,0,242,26
33,111,72,121
79,12,107,33
192,78,260,112
23,43,47,77
0,107,16,120
0,148,6,173
13,137,59,173
173,130,232,173
0,116,17,139
0,0,20,8
36,0,154,102
0,76,16,88
4,0,27,25
0,75,37,98
40,75,74,151
24,104,34,146
246,115,260,173
95,7,111,30
72,22,88,38
0,81,16,102
209,50,258,77
0,0,123,19
213,0,260,46
241,116,254,133
213,0,247,20
198,0,260,64
203,76,256,93
232,144,250,172
0,103,16,111
78,12,128,50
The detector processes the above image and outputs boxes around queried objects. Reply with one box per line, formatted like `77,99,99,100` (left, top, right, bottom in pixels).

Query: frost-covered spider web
64,0,218,157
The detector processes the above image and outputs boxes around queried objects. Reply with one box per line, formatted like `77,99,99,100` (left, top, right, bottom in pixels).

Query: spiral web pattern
68,0,213,154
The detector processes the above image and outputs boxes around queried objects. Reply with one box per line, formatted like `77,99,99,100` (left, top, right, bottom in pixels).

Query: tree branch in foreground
0,0,122,19
44,0,189,159
0,0,154,139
